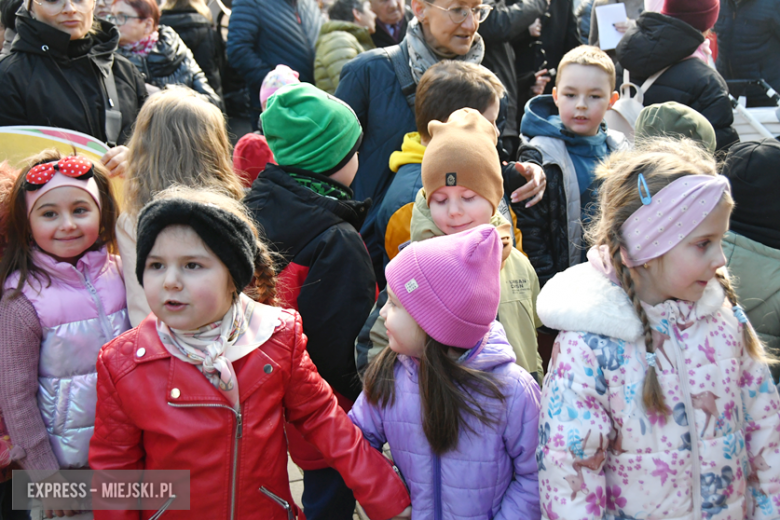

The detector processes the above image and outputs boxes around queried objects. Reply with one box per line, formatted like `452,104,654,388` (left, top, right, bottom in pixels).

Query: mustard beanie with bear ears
421,108,503,213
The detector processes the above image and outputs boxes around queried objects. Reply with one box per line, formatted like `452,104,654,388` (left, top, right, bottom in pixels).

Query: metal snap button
136,348,146,357
264,364,273,374
171,388,181,399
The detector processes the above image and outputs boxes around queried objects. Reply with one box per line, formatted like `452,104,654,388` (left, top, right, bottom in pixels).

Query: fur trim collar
537,262,726,342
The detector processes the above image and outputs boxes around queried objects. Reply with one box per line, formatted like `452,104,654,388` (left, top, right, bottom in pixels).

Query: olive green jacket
314,21,375,94
723,231,780,369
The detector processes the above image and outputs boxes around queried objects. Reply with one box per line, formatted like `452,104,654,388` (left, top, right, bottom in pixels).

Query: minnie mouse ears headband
24,156,102,215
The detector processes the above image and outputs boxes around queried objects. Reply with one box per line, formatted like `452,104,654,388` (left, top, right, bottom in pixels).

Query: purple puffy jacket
349,321,542,520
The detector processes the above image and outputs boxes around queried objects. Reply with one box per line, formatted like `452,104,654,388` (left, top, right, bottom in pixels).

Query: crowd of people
0,0,779,518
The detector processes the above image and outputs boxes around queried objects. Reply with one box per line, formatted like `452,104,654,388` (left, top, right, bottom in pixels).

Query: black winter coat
370,8,412,48
116,25,221,108
243,165,375,401
480,0,547,138
616,12,739,151
512,143,568,287
0,13,146,145
715,0,780,107
159,8,224,100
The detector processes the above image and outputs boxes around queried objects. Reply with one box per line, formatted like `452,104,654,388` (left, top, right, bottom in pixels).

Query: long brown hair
586,137,772,415
124,87,244,216
363,336,506,455
0,149,118,300
149,185,279,305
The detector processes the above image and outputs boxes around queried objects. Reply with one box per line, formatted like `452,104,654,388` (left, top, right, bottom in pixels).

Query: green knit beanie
261,83,363,175
635,102,716,153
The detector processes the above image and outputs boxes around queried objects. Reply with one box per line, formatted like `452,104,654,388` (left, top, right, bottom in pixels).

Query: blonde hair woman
118,87,244,325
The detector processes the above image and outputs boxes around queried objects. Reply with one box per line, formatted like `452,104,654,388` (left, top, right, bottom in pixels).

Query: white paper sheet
595,3,628,51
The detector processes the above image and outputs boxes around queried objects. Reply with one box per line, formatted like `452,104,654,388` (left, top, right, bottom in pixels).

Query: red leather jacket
88,310,410,520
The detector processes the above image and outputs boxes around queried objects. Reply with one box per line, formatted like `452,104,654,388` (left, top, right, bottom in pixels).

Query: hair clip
732,305,748,325
645,351,657,368
638,173,652,206
24,156,93,191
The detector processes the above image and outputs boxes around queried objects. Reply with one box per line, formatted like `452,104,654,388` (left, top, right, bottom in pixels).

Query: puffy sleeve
537,330,613,520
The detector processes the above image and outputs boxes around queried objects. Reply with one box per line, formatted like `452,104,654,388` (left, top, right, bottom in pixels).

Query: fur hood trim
537,261,726,342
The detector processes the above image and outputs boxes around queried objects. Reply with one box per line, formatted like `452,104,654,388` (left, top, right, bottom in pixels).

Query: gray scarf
405,17,485,84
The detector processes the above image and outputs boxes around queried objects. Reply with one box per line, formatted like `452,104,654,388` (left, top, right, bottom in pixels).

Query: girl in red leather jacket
88,186,411,520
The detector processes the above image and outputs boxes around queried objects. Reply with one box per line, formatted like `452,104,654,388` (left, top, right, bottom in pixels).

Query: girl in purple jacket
349,225,542,520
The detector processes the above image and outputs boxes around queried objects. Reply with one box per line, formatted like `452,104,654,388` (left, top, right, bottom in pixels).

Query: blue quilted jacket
226,0,321,109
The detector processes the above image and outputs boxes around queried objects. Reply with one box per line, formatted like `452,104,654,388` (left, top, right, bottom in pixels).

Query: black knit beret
135,198,259,291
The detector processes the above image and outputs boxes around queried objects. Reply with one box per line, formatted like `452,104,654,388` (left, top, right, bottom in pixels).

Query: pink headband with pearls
620,174,730,267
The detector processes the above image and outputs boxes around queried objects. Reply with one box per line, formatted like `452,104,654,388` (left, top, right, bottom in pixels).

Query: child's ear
551,87,559,106
608,91,619,108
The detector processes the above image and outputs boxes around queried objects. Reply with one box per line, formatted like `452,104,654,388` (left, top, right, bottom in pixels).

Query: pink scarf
121,30,158,57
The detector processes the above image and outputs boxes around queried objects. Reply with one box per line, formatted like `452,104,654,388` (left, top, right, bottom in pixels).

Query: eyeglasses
32,0,93,13
106,12,144,25
423,0,492,24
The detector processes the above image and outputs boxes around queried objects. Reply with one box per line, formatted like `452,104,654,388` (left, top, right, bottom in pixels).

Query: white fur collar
537,262,726,343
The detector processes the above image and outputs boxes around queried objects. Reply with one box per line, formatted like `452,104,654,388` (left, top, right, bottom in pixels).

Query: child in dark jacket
519,45,627,285
616,0,739,151
242,83,376,520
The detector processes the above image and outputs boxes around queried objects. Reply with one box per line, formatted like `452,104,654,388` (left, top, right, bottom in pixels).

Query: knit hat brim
135,198,259,292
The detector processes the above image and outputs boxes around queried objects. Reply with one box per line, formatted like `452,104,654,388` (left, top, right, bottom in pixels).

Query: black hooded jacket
616,12,739,151
0,12,146,145
243,164,376,401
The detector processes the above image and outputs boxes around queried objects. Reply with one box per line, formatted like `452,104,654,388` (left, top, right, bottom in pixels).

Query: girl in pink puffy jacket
0,150,129,518
536,138,780,520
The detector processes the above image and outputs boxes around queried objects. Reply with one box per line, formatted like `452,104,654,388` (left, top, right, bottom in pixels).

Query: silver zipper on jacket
79,269,113,342
665,317,703,517
259,486,294,520
148,494,177,519
168,402,242,520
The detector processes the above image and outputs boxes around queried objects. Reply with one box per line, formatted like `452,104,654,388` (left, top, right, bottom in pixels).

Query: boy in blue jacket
518,45,627,283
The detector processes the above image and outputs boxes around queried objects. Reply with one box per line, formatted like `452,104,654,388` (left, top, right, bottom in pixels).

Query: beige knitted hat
421,108,503,212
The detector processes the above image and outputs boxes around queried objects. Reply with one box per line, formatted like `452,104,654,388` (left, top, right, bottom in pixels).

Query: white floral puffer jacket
536,252,780,520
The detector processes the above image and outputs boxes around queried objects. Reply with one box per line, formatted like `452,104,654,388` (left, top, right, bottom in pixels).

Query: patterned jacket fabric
536,249,780,520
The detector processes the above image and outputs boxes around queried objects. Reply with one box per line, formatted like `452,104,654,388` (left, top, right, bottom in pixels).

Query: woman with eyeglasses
333,0,491,284
335,0,547,289
0,0,146,177
109,0,222,109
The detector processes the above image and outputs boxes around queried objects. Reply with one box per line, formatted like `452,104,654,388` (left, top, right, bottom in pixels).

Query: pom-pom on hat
261,83,363,176
233,133,276,187
661,0,719,32
421,108,503,212
260,64,300,110
386,224,502,349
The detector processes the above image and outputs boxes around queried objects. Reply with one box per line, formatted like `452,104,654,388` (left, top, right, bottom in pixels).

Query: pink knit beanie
662,0,719,32
386,225,502,349
260,65,300,110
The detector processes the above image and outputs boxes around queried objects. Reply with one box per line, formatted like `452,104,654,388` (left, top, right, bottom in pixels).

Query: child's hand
510,162,546,208
528,18,542,37
531,69,550,96
101,145,129,178
388,506,412,519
